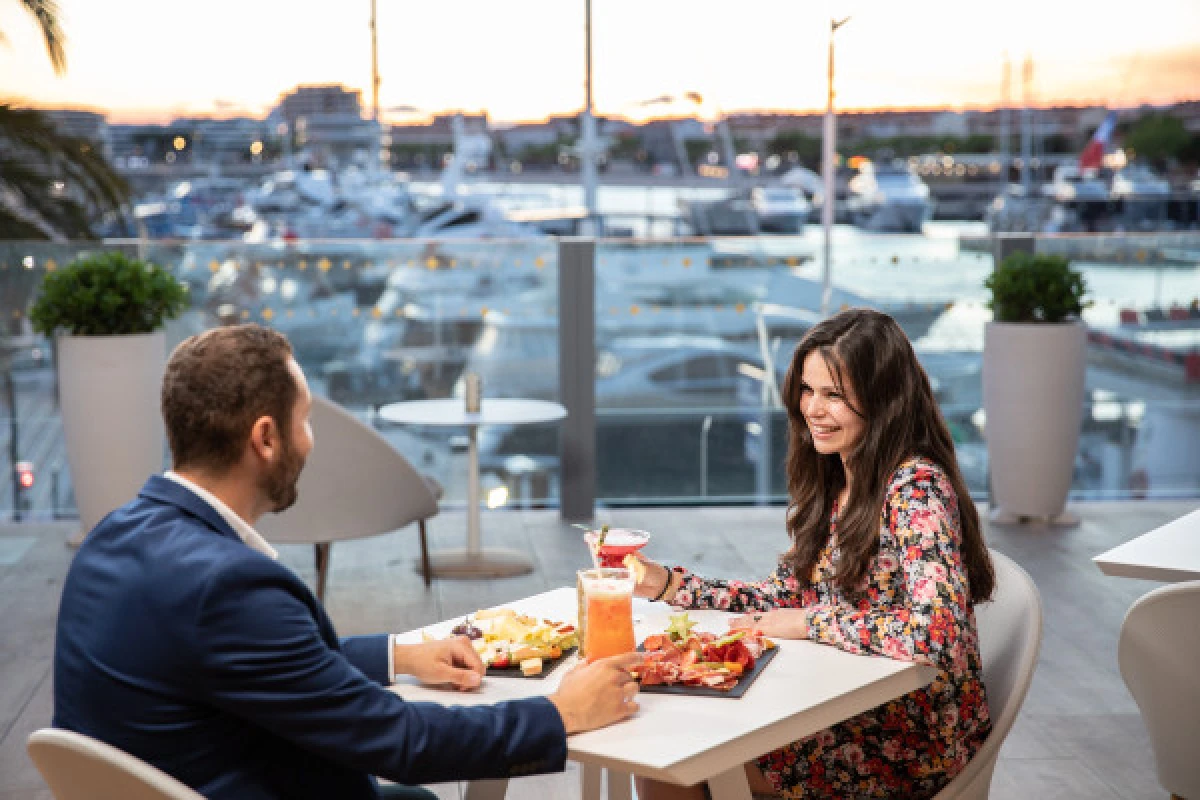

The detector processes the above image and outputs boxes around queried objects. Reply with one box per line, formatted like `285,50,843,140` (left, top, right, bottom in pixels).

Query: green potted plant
31,251,188,540
982,251,1089,524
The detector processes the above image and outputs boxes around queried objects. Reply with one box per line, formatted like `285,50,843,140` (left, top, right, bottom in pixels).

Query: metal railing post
991,233,1035,267
558,238,596,521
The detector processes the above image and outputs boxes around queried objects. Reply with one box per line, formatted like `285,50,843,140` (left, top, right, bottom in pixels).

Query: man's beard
263,433,305,513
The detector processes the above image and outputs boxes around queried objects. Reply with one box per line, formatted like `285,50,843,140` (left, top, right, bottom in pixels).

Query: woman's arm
667,562,805,613
803,467,974,672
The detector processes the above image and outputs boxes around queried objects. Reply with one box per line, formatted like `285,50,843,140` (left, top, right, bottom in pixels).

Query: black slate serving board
636,645,780,698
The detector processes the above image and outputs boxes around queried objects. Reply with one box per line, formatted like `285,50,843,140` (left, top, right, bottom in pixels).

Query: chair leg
417,520,433,588
314,542,332,602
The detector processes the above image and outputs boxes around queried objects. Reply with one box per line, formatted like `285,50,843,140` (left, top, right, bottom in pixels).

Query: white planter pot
58,332,167,535
983,321,1086,520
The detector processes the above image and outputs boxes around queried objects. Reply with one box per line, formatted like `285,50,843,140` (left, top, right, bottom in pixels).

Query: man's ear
247,415,281,463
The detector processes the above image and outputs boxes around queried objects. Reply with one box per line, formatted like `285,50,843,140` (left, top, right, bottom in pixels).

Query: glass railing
1,229,1197,521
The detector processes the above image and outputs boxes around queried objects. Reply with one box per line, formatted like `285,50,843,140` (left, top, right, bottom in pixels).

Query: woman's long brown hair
781,308,994,603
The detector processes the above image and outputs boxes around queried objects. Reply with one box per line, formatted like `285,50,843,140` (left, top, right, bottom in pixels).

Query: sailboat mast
370,0,381,175
821,17,849,317
1000,53,1011,180
1020,53,1033,197
580,0,599,234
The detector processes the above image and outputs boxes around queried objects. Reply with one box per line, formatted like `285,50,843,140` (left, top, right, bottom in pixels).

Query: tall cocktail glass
576,567,636,663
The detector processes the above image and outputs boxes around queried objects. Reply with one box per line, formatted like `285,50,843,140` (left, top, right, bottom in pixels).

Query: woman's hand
630,553,671,600
729,608,809,640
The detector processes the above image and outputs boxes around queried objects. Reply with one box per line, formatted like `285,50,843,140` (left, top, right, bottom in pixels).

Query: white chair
933,549,1044,799
258,395,441,597
1118,580,1200,800
27,728,205,800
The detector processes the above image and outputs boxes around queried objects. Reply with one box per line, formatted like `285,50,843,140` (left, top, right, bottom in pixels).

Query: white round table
378,397,567,579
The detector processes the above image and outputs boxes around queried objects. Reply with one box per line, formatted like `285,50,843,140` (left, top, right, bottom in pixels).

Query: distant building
276,85,364,127
170,117,271,165
42,109,111,158
273,85,382,168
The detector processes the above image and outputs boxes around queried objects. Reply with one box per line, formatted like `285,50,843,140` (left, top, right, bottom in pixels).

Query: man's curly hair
161,324,296,472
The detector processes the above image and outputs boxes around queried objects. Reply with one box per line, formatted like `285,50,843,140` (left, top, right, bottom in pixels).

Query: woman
634,308,995,799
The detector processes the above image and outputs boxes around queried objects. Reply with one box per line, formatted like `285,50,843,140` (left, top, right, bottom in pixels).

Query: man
53,324,641,799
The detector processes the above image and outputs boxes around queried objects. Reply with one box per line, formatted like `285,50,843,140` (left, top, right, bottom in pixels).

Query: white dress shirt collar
164,471,279,560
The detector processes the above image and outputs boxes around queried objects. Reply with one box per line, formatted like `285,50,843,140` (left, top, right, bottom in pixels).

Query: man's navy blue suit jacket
53,475,566,799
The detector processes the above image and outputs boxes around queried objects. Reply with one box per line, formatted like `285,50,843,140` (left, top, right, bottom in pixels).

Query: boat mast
580,0,600,235
821,15,850,317
1020,53,1033,198
1000,53,1011,181
370,0,382,176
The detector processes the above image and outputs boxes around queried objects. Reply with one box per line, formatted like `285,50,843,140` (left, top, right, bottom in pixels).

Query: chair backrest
1118,580,1200,799
933,549,1044,799
27,728,205,800
257,395,438,544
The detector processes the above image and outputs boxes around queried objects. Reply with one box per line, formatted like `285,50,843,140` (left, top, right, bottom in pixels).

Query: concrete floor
1,499,1195,799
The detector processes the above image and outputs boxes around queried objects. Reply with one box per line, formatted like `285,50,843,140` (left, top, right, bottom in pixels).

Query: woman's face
797,350,867,463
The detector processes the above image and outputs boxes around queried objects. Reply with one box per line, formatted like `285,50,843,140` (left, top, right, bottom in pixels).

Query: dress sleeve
803,467,974,673
668,562,806,613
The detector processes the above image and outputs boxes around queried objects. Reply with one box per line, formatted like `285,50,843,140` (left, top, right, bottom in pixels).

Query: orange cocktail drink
577,568,636,662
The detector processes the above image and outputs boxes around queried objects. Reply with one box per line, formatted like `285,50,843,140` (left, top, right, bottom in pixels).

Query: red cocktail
584,529,651,569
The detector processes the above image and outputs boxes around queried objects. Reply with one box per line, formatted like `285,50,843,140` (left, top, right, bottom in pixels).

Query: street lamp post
821,15,850,317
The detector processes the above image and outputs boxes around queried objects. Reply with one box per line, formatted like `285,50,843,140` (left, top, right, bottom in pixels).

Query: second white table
1093,506,1200,582
378,398,567,579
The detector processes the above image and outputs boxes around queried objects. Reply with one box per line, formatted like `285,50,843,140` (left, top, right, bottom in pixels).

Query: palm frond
17,0,67,74
0,104,129,240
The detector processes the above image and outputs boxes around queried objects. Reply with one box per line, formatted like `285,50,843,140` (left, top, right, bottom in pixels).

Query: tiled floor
1,500,1195,799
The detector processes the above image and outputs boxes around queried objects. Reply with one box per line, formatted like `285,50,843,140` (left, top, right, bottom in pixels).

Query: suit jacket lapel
139,474,342,650
139,475,244,545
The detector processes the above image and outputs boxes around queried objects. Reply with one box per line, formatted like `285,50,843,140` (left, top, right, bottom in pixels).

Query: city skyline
2,0,1199,124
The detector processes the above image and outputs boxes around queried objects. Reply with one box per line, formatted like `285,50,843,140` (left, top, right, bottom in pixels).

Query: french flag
1079,111,1118,170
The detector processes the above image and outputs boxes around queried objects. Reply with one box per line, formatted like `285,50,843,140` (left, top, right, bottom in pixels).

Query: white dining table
390,587,937,800
1093,506,1200,582
378,397,566,579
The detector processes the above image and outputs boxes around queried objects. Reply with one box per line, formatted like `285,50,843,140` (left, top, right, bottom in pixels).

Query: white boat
750,186,811,233
1042,165,1110,204
1110,165,1171,231
846,163,933,233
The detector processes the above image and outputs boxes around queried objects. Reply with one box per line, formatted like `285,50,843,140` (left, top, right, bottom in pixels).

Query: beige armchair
933,549,1044,799
258,395,441,598
1118,580,1200,800
27,728,204,800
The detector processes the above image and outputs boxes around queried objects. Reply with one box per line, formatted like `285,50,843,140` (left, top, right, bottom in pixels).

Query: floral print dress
669,457,991,799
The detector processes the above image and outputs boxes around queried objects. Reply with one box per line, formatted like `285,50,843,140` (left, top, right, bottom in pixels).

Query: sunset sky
2,0,1198,124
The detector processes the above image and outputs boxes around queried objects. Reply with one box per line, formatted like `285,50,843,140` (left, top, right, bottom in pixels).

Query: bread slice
623,553,647,584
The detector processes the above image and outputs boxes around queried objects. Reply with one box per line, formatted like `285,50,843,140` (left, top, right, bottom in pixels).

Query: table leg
606,769,633,800
580,764,602,800
419,423,534,579
463,778,509,800
705,766,753,800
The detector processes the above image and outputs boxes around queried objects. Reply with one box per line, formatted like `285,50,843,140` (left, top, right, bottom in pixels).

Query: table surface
1093,506,1200,582
379,397,567,427
391,587,936,787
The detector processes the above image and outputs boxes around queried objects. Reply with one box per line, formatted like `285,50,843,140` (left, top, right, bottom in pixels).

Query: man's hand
549,652,644,735
630,554,670,600
393,637,485,691
729,608,809,639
